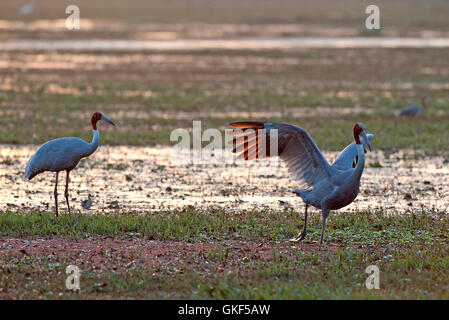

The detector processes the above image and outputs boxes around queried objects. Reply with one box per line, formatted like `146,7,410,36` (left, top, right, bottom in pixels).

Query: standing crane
399,96,427,116
229,121,373,245
25,112,115,216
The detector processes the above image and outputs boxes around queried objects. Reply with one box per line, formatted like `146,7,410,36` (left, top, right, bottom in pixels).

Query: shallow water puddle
3,38,449,51
0,145,447,215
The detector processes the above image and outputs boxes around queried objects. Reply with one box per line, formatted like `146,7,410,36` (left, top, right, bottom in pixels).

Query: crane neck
351,143,365,180
83,129,100,158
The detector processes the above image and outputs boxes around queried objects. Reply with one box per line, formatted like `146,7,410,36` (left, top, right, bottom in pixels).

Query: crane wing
229,121,333,188
332,134,374,170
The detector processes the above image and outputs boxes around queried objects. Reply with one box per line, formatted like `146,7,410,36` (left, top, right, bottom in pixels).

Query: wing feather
230,121,333,187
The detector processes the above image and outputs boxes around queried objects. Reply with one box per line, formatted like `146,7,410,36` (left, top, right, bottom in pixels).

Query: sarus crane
25,112,115,216
229,121,373,245
399,96,427,116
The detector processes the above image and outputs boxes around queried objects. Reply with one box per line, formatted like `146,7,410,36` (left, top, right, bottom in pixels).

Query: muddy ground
1,145,447,215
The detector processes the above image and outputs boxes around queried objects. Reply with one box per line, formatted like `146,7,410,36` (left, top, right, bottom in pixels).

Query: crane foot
289,230,307,243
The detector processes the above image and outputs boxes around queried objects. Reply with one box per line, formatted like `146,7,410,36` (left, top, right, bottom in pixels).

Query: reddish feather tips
229,122,265,158
229,125,272,160
228,121,270,160
229,122,265,129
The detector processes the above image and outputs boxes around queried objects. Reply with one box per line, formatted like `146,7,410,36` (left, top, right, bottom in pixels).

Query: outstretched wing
332,134,374,170
229,121,333,188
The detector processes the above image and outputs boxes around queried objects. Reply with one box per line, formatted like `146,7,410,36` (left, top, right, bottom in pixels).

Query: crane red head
91,112,115,130
353,122,371,151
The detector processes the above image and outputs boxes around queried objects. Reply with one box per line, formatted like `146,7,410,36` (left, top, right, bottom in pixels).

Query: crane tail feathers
25,155,41,180
25,172,37,180
25,164,36,180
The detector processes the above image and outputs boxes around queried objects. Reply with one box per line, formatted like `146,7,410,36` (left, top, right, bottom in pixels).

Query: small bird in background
81,194,93,210
229,121,373,246
399,96,427,117
25,112,115,216
19,0,36,15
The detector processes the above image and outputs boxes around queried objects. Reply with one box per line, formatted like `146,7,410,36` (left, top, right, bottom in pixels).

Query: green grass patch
1,209,449,299
0,209,447,245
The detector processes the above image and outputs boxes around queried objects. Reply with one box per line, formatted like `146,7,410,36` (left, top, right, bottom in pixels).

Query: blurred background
0,0,449,151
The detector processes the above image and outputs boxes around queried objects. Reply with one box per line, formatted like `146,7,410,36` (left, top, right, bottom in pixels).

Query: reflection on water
3,37,449,52
0,145,448,215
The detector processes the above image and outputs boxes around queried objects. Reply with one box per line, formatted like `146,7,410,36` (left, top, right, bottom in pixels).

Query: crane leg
319,209,330,248
319,218,326,247
54,172,59,217
289,204,308,242
65,171,71,214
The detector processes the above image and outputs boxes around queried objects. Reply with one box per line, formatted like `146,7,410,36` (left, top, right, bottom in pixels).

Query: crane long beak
362,131,372,152
101,115,116,126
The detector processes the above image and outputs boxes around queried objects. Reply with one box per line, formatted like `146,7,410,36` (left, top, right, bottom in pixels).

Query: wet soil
1,145,447,215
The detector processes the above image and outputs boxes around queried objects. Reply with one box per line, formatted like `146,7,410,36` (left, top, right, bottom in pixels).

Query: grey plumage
332,134,374,170
230,121,373,245
399,97,427,116
399,105,423,116
25,112,115,216
25,136,98,180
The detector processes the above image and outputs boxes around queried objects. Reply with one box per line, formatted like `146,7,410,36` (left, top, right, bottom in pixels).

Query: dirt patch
0,236,349,274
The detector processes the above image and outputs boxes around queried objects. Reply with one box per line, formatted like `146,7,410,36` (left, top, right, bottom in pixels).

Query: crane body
400,105,423,116
399,97,427,116
229,121,373,245
25,135,98,180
